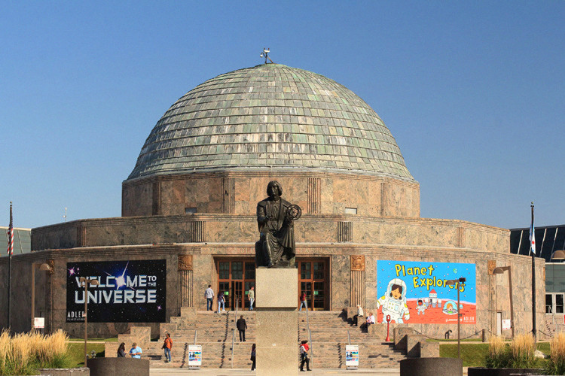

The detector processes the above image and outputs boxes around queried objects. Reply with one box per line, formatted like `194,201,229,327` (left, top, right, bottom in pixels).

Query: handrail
235,298,239,319
308,328,314,365
348,330,350,345
305,300,310,336
306,301,313,365
194,329,197,345
231,329,235,369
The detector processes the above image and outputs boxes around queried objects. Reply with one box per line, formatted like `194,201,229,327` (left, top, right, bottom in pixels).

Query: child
299,340,311,371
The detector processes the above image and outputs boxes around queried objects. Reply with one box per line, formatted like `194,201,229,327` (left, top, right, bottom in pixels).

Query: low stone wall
105,327,151,358
400,357,462,376
87,358,149,376
467,367,544,376
39,368,89,376
393,327,439,358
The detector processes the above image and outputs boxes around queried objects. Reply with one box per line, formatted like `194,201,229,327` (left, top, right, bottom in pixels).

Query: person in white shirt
365,312,375,332
354,304,364,326
205,285,214,311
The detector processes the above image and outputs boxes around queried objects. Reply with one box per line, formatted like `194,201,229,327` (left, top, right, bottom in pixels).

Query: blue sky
1,1,564,229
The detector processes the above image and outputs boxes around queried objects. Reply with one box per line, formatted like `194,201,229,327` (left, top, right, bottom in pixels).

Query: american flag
7,202,13,256
530,203,536,255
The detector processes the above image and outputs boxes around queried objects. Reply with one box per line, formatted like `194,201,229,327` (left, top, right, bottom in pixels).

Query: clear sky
1,1,564,230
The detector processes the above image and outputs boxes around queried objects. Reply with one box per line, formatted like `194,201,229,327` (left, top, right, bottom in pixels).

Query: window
546,294,553,314
185,207,197,214
345,207,357,215
546,293,565,314
557,294,564,314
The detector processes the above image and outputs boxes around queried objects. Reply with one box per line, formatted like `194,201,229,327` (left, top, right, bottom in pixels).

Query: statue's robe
256,197,295,267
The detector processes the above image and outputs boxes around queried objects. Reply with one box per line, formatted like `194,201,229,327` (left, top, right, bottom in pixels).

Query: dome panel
127,64,415,182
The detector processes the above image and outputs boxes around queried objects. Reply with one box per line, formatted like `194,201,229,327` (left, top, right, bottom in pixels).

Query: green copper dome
127,64,414,181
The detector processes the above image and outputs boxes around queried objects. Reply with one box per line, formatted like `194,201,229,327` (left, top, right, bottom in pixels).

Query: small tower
429,289,438,308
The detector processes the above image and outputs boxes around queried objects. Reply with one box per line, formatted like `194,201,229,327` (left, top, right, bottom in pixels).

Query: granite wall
121,171,420,219
0,241,545,340
32,215,508,255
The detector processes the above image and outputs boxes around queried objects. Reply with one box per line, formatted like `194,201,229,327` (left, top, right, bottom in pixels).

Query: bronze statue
256,181,301,268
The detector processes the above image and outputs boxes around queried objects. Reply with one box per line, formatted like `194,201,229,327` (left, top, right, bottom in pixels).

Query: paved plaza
150,367,401,376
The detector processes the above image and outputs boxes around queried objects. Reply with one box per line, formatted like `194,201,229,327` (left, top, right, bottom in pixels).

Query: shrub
0,330,71,375
486,336,509,368
545,332,565,375
486,334,538,369
509,334,536,368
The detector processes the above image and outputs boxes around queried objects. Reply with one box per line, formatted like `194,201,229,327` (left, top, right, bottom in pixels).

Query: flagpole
7,202,12,331
531,202,536,341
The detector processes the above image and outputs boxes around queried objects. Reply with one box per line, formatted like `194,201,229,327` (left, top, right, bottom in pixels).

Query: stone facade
0,64,547,344
0,227,545,339
122,171,420,219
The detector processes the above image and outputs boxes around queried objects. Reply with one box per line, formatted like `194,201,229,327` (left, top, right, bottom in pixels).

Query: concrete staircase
298,311,405,369
150,310,256,369
111,309,406,369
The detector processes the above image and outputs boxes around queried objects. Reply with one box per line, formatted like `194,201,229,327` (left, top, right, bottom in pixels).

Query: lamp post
80,277,99,367
31,262,55,332
493,266,514,339
446,277,466,359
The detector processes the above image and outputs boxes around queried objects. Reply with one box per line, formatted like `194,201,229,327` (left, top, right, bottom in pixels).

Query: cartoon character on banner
376,278,410,323
416,299,427,315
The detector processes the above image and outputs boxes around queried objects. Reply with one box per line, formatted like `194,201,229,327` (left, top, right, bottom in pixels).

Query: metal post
80,277,99,367
50,271,53,334
531,203,537,341
7,250,10,331
7,202,12,331
84,280,88,367
194,330,197,345
348,330,350,345
31,263,36,331
457,284,461,359
532,253,536,341
508,268,515,339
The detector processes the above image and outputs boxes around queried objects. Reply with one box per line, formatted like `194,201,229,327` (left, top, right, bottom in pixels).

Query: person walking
353,304,364,326
217,292,225,313
117,342,126,357
205,284,214,311
237,315,247,342
162,333,173,363
299,340,311,371
250,343,256,371
129,342,142,358
248,286,255,311
299,291,307,311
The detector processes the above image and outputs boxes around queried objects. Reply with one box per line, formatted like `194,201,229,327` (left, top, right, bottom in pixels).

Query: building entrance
216,259,256,311
215,258,329,311
298,259,328,311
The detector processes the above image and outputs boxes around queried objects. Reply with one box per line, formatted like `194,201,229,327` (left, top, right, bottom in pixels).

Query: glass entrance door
216,259,255,311
298,259,328,310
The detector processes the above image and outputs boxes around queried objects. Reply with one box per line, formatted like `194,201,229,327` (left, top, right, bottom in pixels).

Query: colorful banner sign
66,260,166,323
376,260,476,324
188,345,202,367
345,345,359,367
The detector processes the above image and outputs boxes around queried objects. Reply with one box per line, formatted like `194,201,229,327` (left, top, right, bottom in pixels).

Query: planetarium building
1,63,545,340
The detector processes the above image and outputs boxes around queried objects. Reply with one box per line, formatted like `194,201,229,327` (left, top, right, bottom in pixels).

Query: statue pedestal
256,268,298,376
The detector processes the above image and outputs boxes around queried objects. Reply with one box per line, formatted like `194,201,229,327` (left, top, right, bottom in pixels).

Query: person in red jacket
299,292,307,311
299,340,311,371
